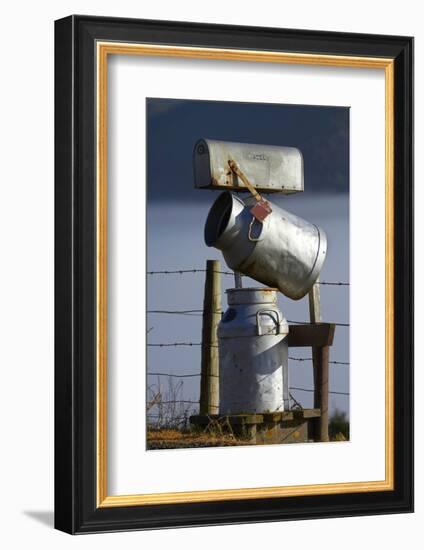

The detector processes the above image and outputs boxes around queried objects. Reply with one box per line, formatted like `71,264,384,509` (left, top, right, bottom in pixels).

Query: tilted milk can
204,191,327,300
218,288,289,415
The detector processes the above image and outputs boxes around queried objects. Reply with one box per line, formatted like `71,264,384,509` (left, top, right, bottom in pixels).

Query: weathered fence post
308,278,330,442
199,260,221,414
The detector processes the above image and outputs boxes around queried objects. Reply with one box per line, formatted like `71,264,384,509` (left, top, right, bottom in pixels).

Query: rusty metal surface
204,191,327,300
250,199,272,222
227,158,263,201
193,139,304,193
218,288,289,415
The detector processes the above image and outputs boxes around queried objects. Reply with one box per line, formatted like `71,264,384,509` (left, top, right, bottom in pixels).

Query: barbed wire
147,344,349,363
148,371,218,378
148,356,348,371
289,386,349,396
318,281,349,286
286,319,349,327
147,309,204,316
146,387,349,403
155,399,200,405
148,342,218,348
290,357,350,365
147,309,349,326
147,269,234,276
147,370,349,395
147,414,188,420
147,268,349,286
146,267,350,408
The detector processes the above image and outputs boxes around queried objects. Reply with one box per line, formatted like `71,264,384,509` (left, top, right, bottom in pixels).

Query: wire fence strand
147,268,349,287
147,309,204,316
289,357,350,365
148,371,218,378
146,390,349,402
148,344,349,363
147,309,349,327
286,319,349,327
147,269,234,276
146,265,350,414
289,386,349,396
148,342,218,348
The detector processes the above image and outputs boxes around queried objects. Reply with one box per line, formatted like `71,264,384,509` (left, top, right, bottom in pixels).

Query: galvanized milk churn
204,191,327,300
218,288,289,415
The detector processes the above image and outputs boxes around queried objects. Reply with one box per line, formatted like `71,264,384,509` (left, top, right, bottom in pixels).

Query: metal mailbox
193,139,304,193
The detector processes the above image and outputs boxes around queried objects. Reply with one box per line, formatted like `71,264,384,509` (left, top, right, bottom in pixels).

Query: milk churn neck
226,287,278,306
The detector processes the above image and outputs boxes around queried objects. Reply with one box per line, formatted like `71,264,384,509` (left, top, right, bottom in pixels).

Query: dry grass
331,432,347,441
147,428,250,448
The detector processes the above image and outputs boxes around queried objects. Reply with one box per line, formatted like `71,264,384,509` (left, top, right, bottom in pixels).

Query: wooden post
199,260,221,415
308,278,330,442
312,346,329,442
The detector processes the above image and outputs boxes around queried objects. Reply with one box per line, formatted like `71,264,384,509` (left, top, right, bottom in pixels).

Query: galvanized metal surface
234,271,243,288
218,288,289,415
193,139,304,193
204,191,327,300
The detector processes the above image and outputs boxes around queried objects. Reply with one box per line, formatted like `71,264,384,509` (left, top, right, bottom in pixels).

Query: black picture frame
55,15,414,534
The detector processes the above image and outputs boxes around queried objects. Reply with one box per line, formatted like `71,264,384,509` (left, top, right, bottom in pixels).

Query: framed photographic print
54,15,413,534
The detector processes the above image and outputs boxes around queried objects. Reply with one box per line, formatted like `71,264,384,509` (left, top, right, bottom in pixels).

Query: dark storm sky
146,98,349,202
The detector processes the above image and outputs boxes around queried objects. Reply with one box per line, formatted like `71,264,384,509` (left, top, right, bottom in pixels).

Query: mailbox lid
193,139,304,193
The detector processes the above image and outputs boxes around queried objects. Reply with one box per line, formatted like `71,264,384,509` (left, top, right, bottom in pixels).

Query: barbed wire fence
147,267,349,429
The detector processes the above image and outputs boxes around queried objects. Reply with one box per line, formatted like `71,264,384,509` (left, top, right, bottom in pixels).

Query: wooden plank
262,409,321,422
191,409,321,426
262,412,285,422
287,323,335,347
190,414,263,425
301,408,321,419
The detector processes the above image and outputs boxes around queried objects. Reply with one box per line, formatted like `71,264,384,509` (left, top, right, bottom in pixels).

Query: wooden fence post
199,260,221,415
308,278,330,442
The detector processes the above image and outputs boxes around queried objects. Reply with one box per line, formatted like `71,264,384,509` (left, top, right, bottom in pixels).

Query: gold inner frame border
95,42,395,508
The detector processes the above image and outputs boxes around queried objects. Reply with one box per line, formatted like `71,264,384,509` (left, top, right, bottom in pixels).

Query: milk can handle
256,309,282,336
248,216,264,242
